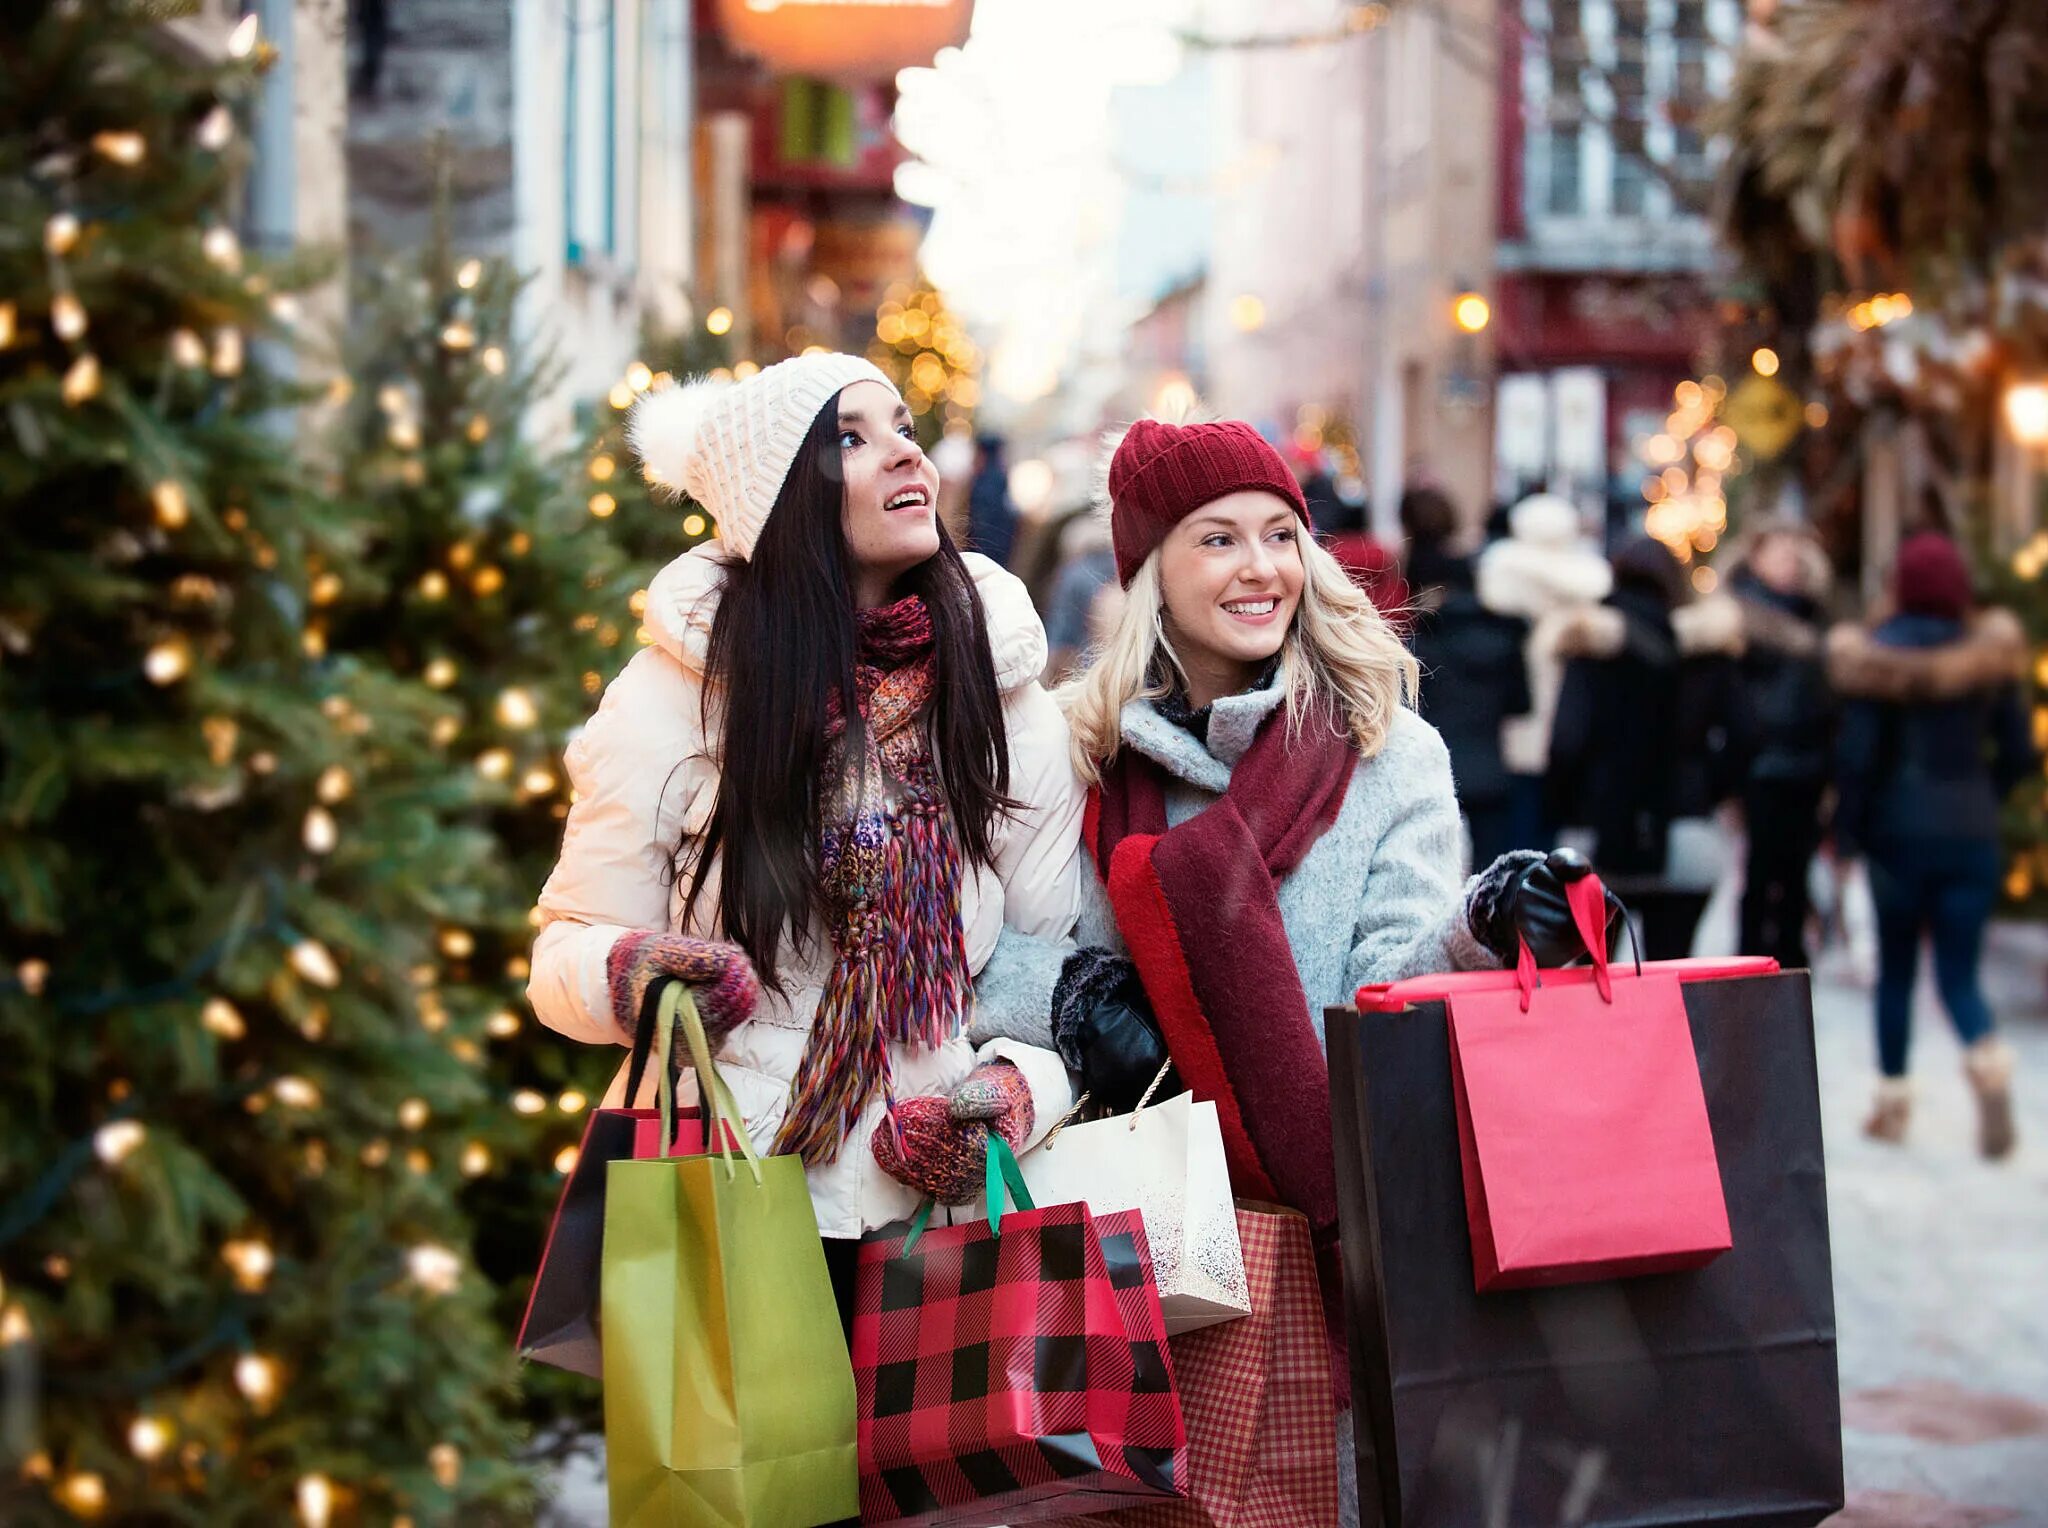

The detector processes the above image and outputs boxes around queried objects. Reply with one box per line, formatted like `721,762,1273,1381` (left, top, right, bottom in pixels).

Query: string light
423,657,457,688
45,212,80,255
471,565,504,596
361,1138,391,1167
93,1121,146,1165
466,413,490,443
626,361,655,393
512,1089,546,1115
317,766,353,804
475,748,513,780
222,1237,275,1291
608,382,635,410
481,346,506,375
1,1305,31,1344
55,1471,107,1518
487,1009,521,1038
273,1076,321,1109
706,306,734,336
51,292,87,341
170,328,206,368
211,326,243,377
461,1141,492,1176
440,321,477,351
438,927,475,959
418,570,449,600
62,353,101,405
288,939,340,988
202,997,247,1039
128,1415,173,1461
17,958,50,996
0,301,14,347
297,1474,334,1528
152,481,189,528
234,1352,280,1408
589,454,617,481
302,807,338,854
456,258,483,290
143,638,192,685
431,715,462,746
201,226,242,271
588,491,617,518
557,1089,588,1114
496,687,538,728
1751,347,1780,378
554,1144,580,1174
521,767,557,797
398,1098,430,1130
197,104,234,150
683,513,707,539
407,1244,462,1295
429,1442,463,1489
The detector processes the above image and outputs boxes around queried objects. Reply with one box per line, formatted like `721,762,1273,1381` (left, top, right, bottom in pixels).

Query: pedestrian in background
1546,535,1743,958
1403,487,1531,869
966,431,1018,568
1829,530,2032,1158
1476,490,1614,851
1724,518,1836,969
1042,509,1119,683
1322,494,1409,623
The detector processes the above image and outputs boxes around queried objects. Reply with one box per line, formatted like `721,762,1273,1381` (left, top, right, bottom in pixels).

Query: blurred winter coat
967,457,1018,568
526,546,1083,1238
1325,529,1411,625
1410,558,1532,808
1728,569,1834,785
1830,609,2036,857
1475,494,1614,775
1544,591,1746,876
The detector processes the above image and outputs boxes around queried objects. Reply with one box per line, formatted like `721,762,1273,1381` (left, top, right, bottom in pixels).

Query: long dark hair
679,394,1014,989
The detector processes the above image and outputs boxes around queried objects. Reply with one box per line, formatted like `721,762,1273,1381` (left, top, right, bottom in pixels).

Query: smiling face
835,379,940,607
1155,489,1306,707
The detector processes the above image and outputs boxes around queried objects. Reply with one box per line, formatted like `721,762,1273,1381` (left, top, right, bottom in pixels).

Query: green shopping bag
602,982,858,1526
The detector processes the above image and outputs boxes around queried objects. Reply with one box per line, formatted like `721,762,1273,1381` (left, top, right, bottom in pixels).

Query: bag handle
654,982,763,1185
1513,872,1643,1012
903,1135,1035,1253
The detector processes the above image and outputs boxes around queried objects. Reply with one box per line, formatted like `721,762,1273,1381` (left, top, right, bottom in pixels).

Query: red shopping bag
1084,1203,1336,1528
1360,876,1751,1293
517,1092,736,1375
854,1139,1187,1527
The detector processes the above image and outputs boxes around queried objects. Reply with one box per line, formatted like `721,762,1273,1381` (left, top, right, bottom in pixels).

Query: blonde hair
1059,533,1419,785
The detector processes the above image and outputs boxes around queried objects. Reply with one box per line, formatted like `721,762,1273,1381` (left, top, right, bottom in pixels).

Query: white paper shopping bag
1015,1092,1251,1335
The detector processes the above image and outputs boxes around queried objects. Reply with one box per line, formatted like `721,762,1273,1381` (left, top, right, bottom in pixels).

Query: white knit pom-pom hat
627,352,897,561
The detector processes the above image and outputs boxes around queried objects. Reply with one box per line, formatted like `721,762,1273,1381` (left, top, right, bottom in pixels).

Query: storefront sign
717,0,974,82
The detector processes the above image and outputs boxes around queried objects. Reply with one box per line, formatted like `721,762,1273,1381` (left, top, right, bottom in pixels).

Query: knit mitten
872,1062,1035,1205
871,1097,992,1206
946,1059,1035,1149
605,930,759,1047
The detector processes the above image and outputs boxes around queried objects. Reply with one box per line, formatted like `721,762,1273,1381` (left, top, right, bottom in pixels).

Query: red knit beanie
1108,419,1308,586
1893,530,1973,619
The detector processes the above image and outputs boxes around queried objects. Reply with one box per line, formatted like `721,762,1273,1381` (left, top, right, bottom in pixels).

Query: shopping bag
602,983,857,1527
516,1101,710,1377
1090,1203,1337,1528
1004,1077,1251,1335
854,1137,1188,1527
1442,872,1730,1290
1331,960,1844,1526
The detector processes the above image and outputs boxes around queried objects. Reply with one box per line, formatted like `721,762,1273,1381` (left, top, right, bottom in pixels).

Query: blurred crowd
961,438,2032,1161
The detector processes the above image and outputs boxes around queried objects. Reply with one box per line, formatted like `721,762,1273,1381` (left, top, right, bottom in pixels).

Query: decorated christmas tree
321,198,659,1438
0,8,527,1520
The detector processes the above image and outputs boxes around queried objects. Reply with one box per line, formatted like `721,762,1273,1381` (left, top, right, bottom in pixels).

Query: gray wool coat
969,680,1500,1054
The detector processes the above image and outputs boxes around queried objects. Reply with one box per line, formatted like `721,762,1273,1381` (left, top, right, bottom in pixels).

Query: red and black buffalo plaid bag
853,1138,1188,1527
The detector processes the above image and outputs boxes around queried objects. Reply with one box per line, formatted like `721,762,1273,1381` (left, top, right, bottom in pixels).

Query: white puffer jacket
527,545,1084,1238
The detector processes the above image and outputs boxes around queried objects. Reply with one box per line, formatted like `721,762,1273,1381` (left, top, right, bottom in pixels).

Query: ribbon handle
904,1135,1035,1254
1513,872,1644,1010
656,981,763,1185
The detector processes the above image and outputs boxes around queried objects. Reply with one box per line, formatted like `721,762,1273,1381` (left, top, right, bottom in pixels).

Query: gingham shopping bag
1078,1203,1336,1527
853,1137,1188,1527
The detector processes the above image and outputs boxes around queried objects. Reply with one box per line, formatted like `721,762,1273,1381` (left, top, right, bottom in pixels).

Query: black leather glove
1049,949,1182,1115
1467,847,1628,968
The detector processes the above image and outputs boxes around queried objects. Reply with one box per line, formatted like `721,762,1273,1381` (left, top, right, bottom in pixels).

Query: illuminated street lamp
2003,380,2048,450
1452,290,1491,335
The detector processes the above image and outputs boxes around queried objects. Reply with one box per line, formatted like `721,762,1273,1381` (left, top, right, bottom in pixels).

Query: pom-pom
628,377,729,500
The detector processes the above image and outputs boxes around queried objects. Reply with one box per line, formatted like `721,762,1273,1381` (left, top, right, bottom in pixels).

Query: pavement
537,922,2048,1527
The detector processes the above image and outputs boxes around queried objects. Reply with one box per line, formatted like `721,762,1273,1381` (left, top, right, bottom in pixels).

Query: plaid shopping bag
854,1139,1187,1527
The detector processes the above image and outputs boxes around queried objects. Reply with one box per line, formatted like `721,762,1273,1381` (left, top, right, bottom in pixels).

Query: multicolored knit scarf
773,595,971,1166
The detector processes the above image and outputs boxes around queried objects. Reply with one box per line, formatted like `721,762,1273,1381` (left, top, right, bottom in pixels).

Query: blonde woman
969,418,1607,1525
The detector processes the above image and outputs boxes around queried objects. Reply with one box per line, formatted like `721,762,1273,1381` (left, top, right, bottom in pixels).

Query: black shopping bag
1328,969,1843,1527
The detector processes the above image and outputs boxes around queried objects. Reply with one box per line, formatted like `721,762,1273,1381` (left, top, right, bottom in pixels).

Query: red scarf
1086,703,1354,1234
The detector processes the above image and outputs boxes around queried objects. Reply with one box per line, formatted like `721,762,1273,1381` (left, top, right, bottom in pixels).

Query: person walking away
966,432,1019,568
1547,536,1741,958
1829,530,2033,1158
1403,489,1531,870
1725,519,1836,968
1477,491,1614,851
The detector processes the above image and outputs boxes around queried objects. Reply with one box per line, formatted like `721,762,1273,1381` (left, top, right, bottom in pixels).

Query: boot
1963,1036,2018,1161
1863,1078,1912,1144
